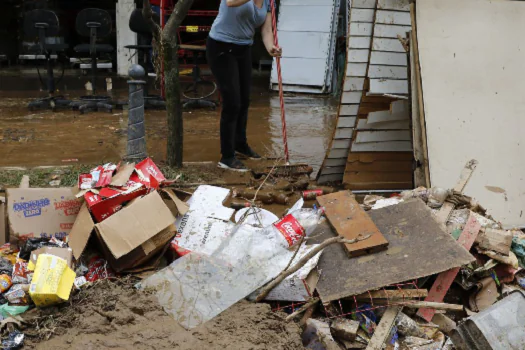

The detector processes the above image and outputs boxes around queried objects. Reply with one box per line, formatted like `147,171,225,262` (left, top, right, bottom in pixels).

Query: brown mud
24,279,304,350
0,84,337,176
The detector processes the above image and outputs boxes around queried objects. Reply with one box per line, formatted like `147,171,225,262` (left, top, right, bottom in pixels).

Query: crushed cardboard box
6,188,81,248
29,254,76,307
69,190,184,272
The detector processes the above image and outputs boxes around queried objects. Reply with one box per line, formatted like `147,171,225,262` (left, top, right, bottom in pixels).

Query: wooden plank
317,191,389,256
349,36,372,49
348,49,371,63
355,130,411,143
325,158,348,167
352,0,377,9
351,141,412,152
344,171,413,183
378,0,410,11
372,38,406,52
410,5,430,188
436,160,478,224
359,102,393,114
391,100,408,114
346,160,413,173
368,65,408,79
335,128,355,139
347,63,368,77
476,228,513,256
370,51,407,66
374,24,411,38
314,200,475,302
351,9,375,22
343,77,366,91
366,306,403,350
376,10,411,26
417,214,481,322
350,23,374,36
320,166,346,175
347,152,413,162
337,116,357,128
356,119,410,130
317,173,344,184
369,79,409,94
329,149,351,159
354,289,428,300
344,181,413,190
368,110,409,124
342,91,363,104
340,105,359,116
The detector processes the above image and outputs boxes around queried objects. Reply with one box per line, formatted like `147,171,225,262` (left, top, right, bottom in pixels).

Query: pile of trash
0,158,524,349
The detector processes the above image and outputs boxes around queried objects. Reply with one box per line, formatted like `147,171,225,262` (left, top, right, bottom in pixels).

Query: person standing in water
207,0,282,172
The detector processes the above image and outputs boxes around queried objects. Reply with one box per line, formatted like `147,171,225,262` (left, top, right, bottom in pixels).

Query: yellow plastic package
29,254,75,307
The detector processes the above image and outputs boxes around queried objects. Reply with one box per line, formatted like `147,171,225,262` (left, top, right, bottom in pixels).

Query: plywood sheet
416,0,525,227
317,191,389,256
314,199,475,302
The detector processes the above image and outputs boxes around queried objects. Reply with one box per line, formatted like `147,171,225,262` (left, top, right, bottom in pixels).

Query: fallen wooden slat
402,301,463,312
366,306,403,350
376,10,411,26
410,4,431,187
378,0,410,11
417,213,481,322
476,228,512,256
317,191,389,257
354,289,428,300
436,159,478,224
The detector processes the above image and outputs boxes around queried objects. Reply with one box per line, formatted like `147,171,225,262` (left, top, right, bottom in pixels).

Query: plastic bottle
268,208,322,248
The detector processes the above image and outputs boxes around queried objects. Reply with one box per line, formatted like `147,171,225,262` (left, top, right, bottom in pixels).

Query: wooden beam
317,191,389,256
410,3,431,187
366,306,403,350
354,289,428,300
417,213,481,322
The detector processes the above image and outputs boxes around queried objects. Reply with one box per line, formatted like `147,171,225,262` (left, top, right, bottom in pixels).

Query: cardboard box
29,254,76,307
7,188,81,248
27,247,73,271
69,190,181,272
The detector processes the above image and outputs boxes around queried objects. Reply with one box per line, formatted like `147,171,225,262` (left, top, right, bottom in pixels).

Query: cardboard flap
162,189,189,216
110,163,136,187
28,247,73,271
57,267,76,301
95,191,176,259
68,204,95,259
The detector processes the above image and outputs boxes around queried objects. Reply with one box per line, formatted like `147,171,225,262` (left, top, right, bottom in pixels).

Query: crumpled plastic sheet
140,223,320,329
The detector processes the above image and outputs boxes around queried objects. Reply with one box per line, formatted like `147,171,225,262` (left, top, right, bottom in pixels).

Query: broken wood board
314,199,475,302
356,119,410,130
476,228,512,256
353,289,428,301
366,306,403,350
351,141,412,152
367,110,409,124
355,130,411,143
436,159,478,224
317,191,389,256
417,0,525,227
417,213,481,322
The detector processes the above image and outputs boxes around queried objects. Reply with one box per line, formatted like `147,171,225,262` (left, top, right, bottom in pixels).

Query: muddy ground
22,279,304,350
0,79,337,176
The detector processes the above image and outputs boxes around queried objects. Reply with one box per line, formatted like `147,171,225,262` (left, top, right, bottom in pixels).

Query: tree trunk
143,0,194,168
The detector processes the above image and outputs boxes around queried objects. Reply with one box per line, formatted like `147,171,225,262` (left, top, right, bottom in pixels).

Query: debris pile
0,157,523,349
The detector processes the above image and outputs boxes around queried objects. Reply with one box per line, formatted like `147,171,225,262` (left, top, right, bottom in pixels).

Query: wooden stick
255,235,372,302
401,301,463,312
285,298,320,322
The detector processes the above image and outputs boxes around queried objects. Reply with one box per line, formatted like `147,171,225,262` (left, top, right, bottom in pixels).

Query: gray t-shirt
209,0,270,46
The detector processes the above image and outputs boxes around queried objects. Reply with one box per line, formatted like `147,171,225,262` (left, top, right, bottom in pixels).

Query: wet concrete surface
0,78,337,175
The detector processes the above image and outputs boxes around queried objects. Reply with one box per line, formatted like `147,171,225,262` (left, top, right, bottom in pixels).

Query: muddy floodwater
0,82,337,175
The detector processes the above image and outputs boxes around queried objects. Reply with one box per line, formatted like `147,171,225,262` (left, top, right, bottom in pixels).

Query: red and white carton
135,158,166,184
78,173,94,190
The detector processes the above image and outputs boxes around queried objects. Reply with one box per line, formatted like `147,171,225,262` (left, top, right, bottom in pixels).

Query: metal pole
126,64,147,161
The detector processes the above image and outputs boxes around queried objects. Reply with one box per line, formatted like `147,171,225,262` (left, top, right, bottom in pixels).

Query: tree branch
255,234,372,302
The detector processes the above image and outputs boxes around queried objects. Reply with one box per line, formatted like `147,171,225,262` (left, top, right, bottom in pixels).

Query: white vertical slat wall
317,0,377,184
270,0,341,94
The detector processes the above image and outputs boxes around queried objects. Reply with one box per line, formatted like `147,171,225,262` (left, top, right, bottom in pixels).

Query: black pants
206,37,252,159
